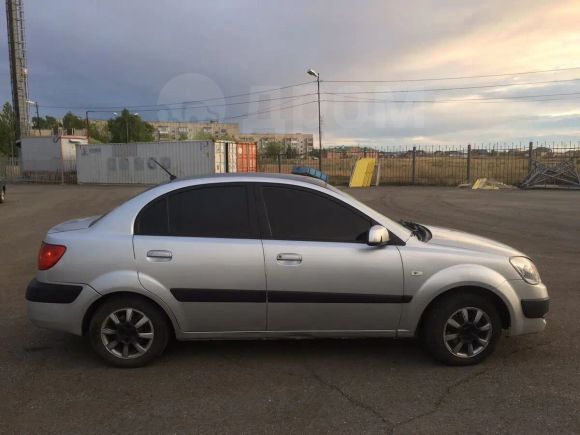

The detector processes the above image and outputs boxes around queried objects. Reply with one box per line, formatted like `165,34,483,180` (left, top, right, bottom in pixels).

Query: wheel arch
416,285,511,337
82,291,177,337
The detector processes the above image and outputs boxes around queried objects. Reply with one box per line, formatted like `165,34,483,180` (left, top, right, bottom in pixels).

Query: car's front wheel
421,292,502,365
89,295,170,368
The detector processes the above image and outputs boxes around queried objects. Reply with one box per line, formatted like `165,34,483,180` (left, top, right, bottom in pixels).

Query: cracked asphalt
1,184,579,434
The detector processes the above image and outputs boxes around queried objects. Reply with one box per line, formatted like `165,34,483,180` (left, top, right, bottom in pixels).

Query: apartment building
148,121,240,141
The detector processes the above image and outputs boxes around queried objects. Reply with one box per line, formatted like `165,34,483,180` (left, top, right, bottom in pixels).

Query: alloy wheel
100,308,154,359
443,307,493,358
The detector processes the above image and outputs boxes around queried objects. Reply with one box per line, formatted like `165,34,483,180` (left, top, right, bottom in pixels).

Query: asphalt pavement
1,184,578,434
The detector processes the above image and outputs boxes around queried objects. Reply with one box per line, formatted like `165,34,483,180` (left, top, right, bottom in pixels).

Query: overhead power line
83,92,316,114
323,66,580,83
40,80,316,110
88,100,318,122
323,90,580,104
323,77,580,96
220,100,317,121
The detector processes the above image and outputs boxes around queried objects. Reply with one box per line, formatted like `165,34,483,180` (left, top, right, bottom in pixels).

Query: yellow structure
349,158,376,187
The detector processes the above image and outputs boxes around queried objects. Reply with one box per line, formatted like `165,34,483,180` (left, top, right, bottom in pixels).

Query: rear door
258,184,405,332
133,183,267,333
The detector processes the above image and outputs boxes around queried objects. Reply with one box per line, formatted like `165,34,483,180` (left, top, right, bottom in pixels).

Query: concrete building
237,133,314,155
20,134,88,173
147,121,240,141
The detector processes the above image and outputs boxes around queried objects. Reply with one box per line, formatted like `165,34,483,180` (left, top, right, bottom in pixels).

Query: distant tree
0,102,16,156
107,109,154,143
193,130,236,141
193,131,214,141
32,115,59,130
285,146,298,158
264,142,284,157
178,132,188,141
309,148,321,158
88,123,110,144
62,111,85,129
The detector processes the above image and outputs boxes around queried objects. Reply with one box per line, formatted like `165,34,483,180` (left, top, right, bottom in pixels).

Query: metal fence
0,157,77,184
2,142,579,186
258,143,580,186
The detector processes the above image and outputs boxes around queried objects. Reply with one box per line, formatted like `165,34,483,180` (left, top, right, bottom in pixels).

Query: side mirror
367,225,390,247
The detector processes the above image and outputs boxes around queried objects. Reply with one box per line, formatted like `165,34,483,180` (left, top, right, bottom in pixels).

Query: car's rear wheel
421,293,502,365
89,296,169,368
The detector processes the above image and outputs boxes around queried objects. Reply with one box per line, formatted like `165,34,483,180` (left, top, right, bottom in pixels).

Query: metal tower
6,0,30,139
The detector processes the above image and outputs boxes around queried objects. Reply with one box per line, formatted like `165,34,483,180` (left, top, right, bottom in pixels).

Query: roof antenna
150,158,177,181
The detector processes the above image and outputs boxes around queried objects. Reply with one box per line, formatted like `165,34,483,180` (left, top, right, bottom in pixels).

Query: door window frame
134,182,261,239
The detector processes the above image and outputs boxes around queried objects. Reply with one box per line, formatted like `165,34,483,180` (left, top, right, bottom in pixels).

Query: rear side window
135,185,254,238
136,198,168,235
261,186,372,242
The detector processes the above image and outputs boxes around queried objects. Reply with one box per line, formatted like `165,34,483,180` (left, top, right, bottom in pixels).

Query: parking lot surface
1,184,579,434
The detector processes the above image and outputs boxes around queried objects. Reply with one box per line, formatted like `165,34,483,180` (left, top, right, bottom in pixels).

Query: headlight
510,257,541,285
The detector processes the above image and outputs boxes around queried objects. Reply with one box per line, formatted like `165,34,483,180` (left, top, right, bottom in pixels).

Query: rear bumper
26,279,83,303
26,279,101,336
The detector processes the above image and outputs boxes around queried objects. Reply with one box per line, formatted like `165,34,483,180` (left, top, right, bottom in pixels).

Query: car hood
48,215,101,233
425,224,525,257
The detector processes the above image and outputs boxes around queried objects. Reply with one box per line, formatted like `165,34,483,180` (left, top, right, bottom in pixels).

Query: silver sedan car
27,173,549,367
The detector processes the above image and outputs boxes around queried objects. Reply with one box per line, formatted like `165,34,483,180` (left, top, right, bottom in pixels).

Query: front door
258,184,405,332
133,183,266,332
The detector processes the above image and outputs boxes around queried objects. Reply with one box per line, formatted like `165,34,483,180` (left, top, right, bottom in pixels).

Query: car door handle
146,250,173,261
276,253,302,264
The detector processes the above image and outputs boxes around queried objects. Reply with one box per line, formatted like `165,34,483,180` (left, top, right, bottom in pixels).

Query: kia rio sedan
26,173,549,367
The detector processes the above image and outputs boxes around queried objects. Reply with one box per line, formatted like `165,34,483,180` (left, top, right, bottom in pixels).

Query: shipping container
236,142,257,172
214,140,237,173
76,140,238,184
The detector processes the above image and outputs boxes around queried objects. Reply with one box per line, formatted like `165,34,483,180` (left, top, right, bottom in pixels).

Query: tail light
38,242,67,270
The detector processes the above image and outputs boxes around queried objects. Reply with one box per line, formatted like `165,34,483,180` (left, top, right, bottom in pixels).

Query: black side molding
521,298,550,318
268,291,412,303
26,279,83,304
170,288,412,304
171,288,267,303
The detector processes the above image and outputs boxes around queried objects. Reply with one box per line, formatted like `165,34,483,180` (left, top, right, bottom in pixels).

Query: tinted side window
135,197,168,235
262,186,372,242
168,185,253,238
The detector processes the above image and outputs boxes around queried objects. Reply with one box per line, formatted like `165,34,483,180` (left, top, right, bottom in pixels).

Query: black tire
89,295,170,368
421,292,502,366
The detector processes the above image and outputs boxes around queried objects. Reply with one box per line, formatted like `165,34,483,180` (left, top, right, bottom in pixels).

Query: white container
76,140,238,184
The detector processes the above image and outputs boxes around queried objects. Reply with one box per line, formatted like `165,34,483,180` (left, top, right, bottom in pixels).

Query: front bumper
521,297,550,318
26,279,101,336
501,280,549,336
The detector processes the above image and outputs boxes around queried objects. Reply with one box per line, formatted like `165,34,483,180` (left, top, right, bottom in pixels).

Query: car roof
174,172,329,188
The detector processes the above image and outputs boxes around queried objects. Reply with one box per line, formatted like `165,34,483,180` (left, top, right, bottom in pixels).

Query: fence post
466,144,472,184
528,141,533,173
277,153,281,173
411,146,417,185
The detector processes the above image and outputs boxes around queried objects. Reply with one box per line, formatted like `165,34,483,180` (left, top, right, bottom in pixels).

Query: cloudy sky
1,0,579,146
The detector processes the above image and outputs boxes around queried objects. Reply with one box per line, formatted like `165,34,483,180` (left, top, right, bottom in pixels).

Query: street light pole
27,100,41,136
85,110,92,141
307,69,322,171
